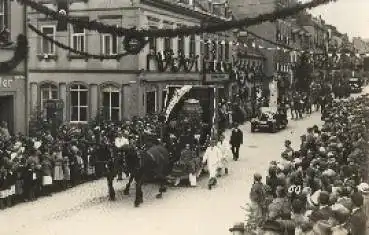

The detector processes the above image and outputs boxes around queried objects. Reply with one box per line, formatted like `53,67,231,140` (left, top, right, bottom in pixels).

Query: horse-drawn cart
166,98,208,186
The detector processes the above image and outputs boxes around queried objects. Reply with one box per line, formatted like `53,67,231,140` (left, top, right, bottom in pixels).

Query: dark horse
122,143,171,207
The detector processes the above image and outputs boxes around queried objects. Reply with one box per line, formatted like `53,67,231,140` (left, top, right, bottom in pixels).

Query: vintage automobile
251,107,288,133
349,78,363,93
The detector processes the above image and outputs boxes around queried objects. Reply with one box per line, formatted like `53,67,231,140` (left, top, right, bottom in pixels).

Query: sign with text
0,76,24,89
205,74,229,83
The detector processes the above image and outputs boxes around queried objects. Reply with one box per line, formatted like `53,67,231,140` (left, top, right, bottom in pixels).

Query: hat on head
254,173,262,181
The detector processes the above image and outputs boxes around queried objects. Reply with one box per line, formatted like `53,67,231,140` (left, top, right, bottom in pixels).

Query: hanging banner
165,85,193,122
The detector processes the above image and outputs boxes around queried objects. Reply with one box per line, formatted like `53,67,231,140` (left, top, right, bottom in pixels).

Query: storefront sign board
0,76,24,89
205,74,229,83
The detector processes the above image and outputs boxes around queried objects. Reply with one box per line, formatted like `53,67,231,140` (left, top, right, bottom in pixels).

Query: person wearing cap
229,123,243,161
250,173,266,220
178,143,198,187
348,192,367,235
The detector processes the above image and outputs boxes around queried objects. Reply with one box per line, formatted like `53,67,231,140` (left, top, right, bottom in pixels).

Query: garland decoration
20,0,337,38
123,35,148,55
0,34,28,74
28,24,138,60
0,28,13,48
147,50,199,73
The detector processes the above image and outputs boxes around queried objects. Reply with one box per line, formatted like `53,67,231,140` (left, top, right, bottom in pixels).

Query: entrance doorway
0,95,14,134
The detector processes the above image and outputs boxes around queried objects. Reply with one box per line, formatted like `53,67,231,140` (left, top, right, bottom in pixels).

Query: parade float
163,85,218,186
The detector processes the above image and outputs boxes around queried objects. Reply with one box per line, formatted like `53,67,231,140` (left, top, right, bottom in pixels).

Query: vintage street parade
0,0,369,234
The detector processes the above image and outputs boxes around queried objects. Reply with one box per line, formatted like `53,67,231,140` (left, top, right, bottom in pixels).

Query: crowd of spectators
0,114,162,209
247,95,369,234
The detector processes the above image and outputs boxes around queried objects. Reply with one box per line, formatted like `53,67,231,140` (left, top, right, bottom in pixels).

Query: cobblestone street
0,111,325,235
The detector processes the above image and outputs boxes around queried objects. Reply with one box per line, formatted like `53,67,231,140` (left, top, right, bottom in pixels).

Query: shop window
164,37,172,51
0,0,7,30
189,34,196,55
162,90,167,110
71,25,85,52
102,86,120,121
224,41,230,61
102,34,118,55
218,41,224,60
146,91,157,114
70,84,88,122
178,35,185,54
41,25,56,55
204,41,210,59
40,83,58,110
211,41,217,60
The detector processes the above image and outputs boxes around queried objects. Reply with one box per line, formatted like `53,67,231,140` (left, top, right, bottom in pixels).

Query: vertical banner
211,87,216,139
269,77,278,108
163,85,169,111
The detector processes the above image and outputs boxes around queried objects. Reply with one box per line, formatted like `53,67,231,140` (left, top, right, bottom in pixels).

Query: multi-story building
326,24,344,51
297,14,328,54
0,0,27,134
288,17,312,85
230,0,278,78
28,0,235,124
231,0,308,107
352,37,369,54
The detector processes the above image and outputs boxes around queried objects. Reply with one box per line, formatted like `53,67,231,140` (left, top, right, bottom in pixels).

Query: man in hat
348,192,367,235
250,173,266,219
229,123,243,161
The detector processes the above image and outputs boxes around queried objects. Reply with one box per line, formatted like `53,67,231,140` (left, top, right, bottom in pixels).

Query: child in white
217,134,230,175
202,140,222,189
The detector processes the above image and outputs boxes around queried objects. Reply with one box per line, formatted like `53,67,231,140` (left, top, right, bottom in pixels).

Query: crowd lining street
4,87,362,235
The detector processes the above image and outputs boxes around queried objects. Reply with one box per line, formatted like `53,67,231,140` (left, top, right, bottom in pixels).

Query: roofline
140,0,230,22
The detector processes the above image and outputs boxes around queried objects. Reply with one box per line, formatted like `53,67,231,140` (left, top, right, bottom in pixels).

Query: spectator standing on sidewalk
230,123,243,161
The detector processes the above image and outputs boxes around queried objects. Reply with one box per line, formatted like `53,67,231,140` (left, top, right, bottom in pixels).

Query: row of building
0,0,358,134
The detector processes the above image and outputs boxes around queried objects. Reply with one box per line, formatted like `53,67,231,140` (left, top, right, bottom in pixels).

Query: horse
122,143,172,207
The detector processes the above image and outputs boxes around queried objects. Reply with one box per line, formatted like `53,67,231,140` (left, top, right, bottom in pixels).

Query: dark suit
310,206,333,222
229,128,243,160
348,208,367,235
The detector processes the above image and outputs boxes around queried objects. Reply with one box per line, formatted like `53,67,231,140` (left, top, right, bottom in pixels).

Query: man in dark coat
310,191,333,222
348,192,367,235
229,123,243,161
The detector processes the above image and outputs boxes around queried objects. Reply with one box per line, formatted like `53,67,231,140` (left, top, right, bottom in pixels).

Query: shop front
0,75,26,134
138,72,202,116
203,73,231,100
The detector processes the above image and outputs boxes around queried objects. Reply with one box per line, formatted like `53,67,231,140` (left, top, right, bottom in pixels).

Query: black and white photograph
0,0,369,234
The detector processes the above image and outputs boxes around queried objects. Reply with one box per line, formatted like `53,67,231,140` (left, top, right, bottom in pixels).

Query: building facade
28,0,235,124
0,0,27,134
352,37,369,54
